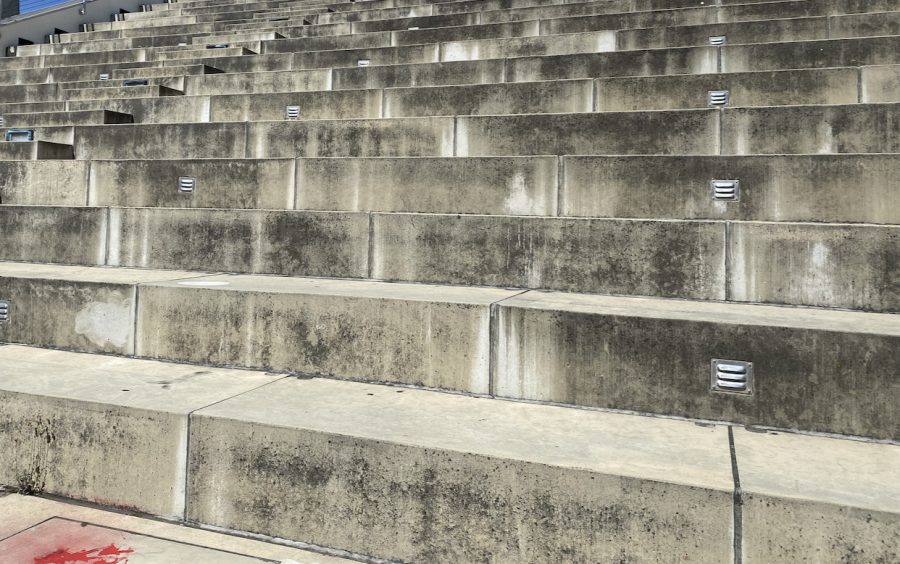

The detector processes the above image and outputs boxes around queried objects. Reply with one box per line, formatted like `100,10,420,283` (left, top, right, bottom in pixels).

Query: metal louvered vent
6,129,34,142
710,180,740,201
178,176,196,193
0,116,5,128
708,90,730,107
285,105,301,120
711,360,753,394
357,59,370,67
99,73,110,81
0,301,9,322
709,35,726,46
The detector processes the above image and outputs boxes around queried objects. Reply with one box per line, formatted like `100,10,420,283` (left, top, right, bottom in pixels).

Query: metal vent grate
710,180,740,201
99,73,110,81
709,35,726,46
285,105,301,120
711,359,753,394
0,300,9,322
6,129,34,142
357,59,370,67
123,79,148,86
178,176,196,193
708,90,730,107
0,116,4,127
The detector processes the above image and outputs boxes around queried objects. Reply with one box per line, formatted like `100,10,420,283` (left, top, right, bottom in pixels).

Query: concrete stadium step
0,345,896,561
0,110,134,128
0,141,74,161
61,84,185,101
0,205,895,311
0,496,357,564
1,155,895,225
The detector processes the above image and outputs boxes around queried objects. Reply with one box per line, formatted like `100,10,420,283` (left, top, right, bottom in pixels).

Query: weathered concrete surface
384,79,593,116
722,36,900,73
0,263,200,354
74,123,245,159
372,214,726,299
456,111,719,156
0,496,354,563
296,156,558,215
505,46,718,81
0,346,278,517
440,30,615,61
0,110,134,128
0,206,105,265
332,59,505,90
0,141,74,161
734,428,900,562
183,68,330,95
67,96,212,124
722,104,900,154
246,118,455,158
730,222,899,312
137,275,515,391
616,16,829,50
89,159,294,208
0,161,87,206
594,68,859,111
188,378,733,563
862,64,900,103
493,292,900,439
209,89,382,121
292,44,439,68
561,155,900,224
108,207,369,278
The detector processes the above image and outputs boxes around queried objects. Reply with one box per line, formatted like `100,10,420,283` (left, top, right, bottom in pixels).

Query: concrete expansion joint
728,426,744,564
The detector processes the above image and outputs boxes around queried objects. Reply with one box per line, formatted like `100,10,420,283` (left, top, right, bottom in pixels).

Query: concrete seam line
130,283,139,357
556,154,564,217
857,66,862,104
366,211,375,279
728,425,744,564
724,220,732,302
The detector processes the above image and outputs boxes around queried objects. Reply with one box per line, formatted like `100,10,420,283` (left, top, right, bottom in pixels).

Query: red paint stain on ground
33,544,134,564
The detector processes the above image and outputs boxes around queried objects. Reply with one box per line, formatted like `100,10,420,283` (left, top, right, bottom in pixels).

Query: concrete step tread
0,491,355,563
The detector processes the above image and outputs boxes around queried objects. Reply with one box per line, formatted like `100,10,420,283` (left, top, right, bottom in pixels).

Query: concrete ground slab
0,346,279,517
0,495,353,563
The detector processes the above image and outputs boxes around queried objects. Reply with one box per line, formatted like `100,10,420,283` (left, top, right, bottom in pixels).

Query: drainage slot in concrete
285,105,301,120
708,90,730,107
206,43,230,49
123,79,148,87
0,300,9,322
710,179,740,201
711,359,752,394
357,59,371,67
5,129,34,142
709,35,726,46
178,176,196,193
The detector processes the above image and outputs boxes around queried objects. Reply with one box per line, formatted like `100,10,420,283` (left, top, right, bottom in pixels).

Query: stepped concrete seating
0,0,898,561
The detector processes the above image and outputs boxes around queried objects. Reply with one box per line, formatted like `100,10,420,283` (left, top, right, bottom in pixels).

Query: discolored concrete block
296,156,558,215
440,30,615,62
209,90,382,121
188,378,734,563
616,17,828,50
332,59,505,90
722,36,900,73
458,110,719,155
183,68,330,95
89,159,294,209
384,79,592,117
0,206,105,265
0,161,87,206
0,263,199,354
730,221,900,312
494,292,900,439
594,68,859,111
861,64,900,103
73,123,246,159
735,428,900,562
562,154,900,224
108,207,368,278
722,104,900,154
0,346,278,518
137,275,515,391
372,214,726,298
246,117,455,158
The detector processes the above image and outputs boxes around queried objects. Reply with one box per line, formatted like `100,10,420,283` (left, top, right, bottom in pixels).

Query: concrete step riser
0,205,895,311
3,155,897,224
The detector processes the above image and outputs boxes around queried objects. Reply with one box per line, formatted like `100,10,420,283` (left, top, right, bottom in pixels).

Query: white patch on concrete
597,31,617,52
504,171,534,215
74,301,131,349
